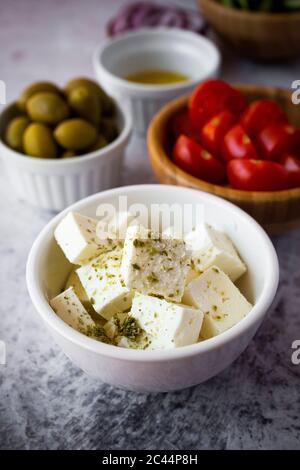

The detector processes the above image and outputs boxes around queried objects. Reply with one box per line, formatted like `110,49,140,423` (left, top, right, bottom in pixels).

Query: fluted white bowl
26,185,279,392
93,28,220,134
0,101,132,211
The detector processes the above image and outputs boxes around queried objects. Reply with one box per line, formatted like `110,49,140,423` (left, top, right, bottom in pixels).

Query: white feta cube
117,336,132,348
185,223,246,282
116,334,149,349
76,248,133,320
65,269,89,304
65,268,105,321
54,211,116,266
183,266,252,339
50,287,95,333
185,267,202,285
121,225,189,302
130,293,203,350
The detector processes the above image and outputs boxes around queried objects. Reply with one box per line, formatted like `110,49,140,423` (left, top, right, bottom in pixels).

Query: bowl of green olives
0,78,132,211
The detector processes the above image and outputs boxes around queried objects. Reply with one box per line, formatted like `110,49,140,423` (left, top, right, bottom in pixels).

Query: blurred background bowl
199,0,300,60
0,101,132,212
147,84,300,234
93,27,220,134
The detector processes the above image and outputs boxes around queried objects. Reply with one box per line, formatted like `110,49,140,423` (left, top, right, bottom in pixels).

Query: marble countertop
1,0,300,451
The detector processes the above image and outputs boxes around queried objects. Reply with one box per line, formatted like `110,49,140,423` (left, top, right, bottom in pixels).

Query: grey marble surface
1,0,300,451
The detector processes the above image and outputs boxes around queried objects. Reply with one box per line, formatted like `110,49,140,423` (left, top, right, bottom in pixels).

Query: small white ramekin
0,102,132,212
93,28,220,134
26,185,279,392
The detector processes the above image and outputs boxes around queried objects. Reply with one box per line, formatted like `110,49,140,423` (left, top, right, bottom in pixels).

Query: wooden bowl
199,0,300,60
147,84,300,234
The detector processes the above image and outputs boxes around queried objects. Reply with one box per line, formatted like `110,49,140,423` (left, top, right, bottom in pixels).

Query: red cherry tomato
173,135,226,184
221,124,258,162
256,124,297,161
279,153,300,188
288,127,300,157
189,79,247,129
200,110,236,158
227,159,289,191
170,109,200,142
240,99,288,137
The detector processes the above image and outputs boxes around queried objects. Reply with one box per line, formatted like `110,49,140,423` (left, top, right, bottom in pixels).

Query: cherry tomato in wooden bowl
189,79,247,129
173,135,226,184
170,109,200,142
279,153,300,189
222,124,258,162
227,159,289,192
200,110,236,158
256,124,298,161
287,128,300,158
240,99,288,138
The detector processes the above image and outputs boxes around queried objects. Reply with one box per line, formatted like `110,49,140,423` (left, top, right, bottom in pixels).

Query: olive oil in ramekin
125,69,189,85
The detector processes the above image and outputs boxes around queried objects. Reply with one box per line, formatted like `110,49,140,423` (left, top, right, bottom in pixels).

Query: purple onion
185,11,207,33
158,9,187,28
107,1,207,37
130,4,159,28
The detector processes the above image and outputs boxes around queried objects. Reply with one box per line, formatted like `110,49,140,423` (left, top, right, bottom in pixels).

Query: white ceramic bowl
93,28,220,134
0,102,132,211
26,185,279,392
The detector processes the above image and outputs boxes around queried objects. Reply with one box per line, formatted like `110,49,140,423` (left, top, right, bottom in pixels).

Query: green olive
26,92,70,125
17,81,61,111
68,86,101,126
65,77,103,97
99,118,119,142
54,118,97,151
23,123,57,158
65,77,114,115
5,116,30,151
101,95,116,117
89,134,108,152
61,149,77,158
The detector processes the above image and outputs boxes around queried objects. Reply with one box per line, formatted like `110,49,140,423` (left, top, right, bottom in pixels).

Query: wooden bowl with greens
199,0,300,60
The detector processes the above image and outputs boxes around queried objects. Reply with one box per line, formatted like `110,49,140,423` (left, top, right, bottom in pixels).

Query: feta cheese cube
65,269,89,304
121,225,189,302
183,266,252,339
185,266,202,285
117,336,132,348
76,248,133,320
185,223,246,282
130,293,203,350
54,211,116,266
65,268,105,321
116,333,149,349
50,287,95,332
